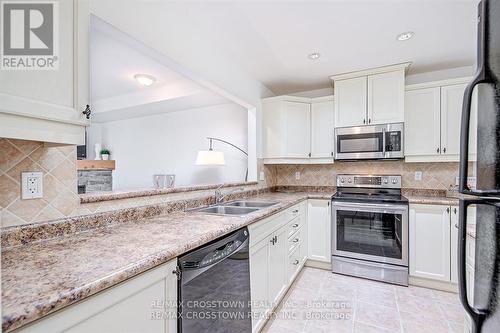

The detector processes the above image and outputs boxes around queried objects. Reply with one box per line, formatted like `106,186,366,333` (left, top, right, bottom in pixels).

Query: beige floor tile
431,289,461,305
399,311,450,333
396,294,444,320
357,285,398,309
395,285,435,299
354,321,400,333
448,321,466,333
355,301,401,331
303,317,354,333
437,302,467,323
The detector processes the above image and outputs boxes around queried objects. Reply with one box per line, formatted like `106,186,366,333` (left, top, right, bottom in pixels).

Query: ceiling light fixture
308,52,321,60
134,73,156,86
397,31,414,41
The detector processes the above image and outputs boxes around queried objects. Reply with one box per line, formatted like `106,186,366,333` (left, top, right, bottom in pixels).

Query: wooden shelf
77,160,115,170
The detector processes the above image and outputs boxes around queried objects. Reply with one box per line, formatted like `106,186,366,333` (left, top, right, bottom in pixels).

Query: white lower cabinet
409,204,460,285
15,259,178,333
307,199,331,263
248,202,307,333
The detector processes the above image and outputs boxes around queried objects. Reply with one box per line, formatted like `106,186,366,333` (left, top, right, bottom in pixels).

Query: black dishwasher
178,227,252,333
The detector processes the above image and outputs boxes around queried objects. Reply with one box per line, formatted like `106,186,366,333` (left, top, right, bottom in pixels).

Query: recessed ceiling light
308,52,321,60
397,31,414,41
134,73,156,86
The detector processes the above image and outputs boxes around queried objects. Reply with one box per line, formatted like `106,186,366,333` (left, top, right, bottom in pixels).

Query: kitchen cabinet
409,204,451,281
262,95,334,164
367,70,405,124
248,202,307,333
334,77,367,127
307,199,331,263
331,63,409,128
311,99,335,159
0,0,90,145
450,206,459,283
405,79,477,162
15,259,177,333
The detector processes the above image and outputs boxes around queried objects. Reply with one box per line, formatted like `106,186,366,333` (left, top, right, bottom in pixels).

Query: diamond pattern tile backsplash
270,160,473,190
0,138,79,227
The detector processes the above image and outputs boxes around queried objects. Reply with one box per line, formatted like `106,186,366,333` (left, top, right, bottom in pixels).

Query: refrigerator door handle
458,199,488,332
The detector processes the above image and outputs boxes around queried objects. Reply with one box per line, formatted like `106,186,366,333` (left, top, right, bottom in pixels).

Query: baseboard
409,276,458,293
305,259,332,270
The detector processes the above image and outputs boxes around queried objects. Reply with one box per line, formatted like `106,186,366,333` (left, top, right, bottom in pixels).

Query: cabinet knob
293,238,299,243
368,118,371,124
308,152,311,158
363,118,366,124
437,147,440,153
446,207,450,214
293,260,299,265
292,223,299,228
454,208,457,214
443,147,447,154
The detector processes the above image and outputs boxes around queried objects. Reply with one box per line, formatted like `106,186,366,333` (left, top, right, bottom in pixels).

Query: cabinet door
450,206,459,283
409,204,451,281
441,83,478,157
268,228,288,305
262,101,286,158
334,77,367,127
367,70,405,124
299,214,308,263
307,199,331,263
311,99,335,159
17,260,177,333
404,87,441,157
285,101,311,158
249,238,270,332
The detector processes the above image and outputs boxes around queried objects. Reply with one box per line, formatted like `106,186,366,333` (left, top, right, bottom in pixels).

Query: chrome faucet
214,185,244,204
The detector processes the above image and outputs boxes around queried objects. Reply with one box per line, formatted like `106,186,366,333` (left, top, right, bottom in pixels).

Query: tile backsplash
270,160,471,190
0,138,80,227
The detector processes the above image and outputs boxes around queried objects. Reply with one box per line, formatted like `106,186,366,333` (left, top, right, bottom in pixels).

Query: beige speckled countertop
1,192,332,332
405,195,460,206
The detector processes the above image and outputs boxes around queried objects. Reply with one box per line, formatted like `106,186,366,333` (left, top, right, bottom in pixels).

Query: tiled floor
262,267,467,333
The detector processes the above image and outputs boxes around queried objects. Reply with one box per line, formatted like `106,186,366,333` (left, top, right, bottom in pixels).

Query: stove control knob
383,179,388,184
340,178,345,183
392,178,397,184
347,178,352,184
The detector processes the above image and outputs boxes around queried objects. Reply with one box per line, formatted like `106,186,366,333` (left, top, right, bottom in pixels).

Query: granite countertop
1,192,332,332
405,195,460,205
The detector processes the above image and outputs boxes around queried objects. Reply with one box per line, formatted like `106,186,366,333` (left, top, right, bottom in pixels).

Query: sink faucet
215,185,244,204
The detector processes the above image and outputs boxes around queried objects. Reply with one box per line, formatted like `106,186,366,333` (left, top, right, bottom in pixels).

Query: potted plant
100,149,110,160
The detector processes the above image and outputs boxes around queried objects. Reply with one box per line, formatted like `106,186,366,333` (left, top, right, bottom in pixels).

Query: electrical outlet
455,176,477,189
415,171,422,181
21,171,43,199
295,171,301,180
259,171,265,181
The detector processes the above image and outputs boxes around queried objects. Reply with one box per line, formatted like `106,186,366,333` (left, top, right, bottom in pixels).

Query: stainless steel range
331,174,409,286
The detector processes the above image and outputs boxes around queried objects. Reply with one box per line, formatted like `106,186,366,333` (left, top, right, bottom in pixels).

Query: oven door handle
332,201,408,213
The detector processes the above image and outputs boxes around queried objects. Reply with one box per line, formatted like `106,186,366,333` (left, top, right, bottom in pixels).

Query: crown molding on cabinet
262,95,334,104
329,62,412,82
405,77,473,91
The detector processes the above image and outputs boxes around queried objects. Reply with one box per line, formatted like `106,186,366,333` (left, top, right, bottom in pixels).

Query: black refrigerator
459,0,500,332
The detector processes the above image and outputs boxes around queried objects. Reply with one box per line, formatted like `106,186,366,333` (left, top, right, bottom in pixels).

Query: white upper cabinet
367,70,405,124
334,77,367,127
0,0,89,145
405,87,441,157
311,98,335,159
331,63,409,128
285,101,311,158
405,78,477,162
262,95,334,164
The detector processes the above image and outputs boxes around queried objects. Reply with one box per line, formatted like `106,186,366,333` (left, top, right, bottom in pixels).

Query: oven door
332,201,408,266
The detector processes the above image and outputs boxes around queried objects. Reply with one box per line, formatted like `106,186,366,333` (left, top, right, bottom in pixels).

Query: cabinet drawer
286,202,305,221
287,245,301,283
288,229,301,253
287,216,302,238
248,212,287,246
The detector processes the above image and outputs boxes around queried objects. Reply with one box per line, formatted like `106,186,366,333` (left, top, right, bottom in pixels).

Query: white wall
95,103,248,190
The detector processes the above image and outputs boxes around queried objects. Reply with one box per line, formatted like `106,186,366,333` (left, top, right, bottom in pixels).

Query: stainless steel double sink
190,200,279,216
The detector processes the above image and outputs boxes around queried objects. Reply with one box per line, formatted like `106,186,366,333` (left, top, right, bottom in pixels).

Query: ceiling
90,15,230,122
108,0,477,95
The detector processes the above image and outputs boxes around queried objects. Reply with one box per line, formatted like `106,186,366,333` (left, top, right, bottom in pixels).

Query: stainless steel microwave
334,123,404,160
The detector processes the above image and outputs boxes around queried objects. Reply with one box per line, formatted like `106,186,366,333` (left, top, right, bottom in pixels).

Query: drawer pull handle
293,238,299,243
292,223,299,228
455,223,459,229
293,260,299,265
292,209,299,213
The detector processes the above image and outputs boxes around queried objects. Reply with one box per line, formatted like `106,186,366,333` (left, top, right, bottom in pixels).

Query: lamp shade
195,150,226,166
